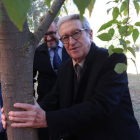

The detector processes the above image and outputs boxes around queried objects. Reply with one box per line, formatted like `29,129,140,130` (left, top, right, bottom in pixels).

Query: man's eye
62,36,69,40
49,32,55,36
73,31,80,35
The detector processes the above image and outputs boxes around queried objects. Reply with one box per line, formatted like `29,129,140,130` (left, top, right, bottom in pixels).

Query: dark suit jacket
39,42,140,140
33,43,70,101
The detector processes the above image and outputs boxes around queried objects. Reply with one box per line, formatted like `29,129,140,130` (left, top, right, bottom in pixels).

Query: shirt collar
72,58,85,68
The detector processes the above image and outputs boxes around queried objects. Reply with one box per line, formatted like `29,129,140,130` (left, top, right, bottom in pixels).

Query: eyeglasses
60,28,87,44
44,30,57,37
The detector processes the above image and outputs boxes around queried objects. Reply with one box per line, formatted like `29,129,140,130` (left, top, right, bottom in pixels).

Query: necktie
75,63,82,82
53,46,62,71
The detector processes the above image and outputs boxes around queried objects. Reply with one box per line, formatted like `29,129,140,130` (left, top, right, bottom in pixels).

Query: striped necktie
75,63,82,82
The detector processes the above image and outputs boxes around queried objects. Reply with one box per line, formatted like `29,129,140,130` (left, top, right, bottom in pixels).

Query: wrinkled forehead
59,20,83,36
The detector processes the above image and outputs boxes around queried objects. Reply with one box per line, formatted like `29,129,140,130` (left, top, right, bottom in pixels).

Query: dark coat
33,43,70,101
39,42,140,140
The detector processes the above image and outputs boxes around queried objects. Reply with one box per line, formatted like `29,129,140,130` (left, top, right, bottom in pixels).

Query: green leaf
2,0,31,31
112,7,119,20
55,9,61,20
88,0,95,17
97,33,112,41
133,1,140,15
119,39,127,50
125,40,131,44
120,40,125,45
98,22,112,32
108,19,118,24
120,1,128,13
108,28,115,37
135,22,140,26
123,17,130,24
129,25,133,31
49,9,53,13
74,0,93,21
112,48,123,54
63,3,68,15
114,0,119,3
123,8,128,16
45,0,51,8
114,63,127,74
127,47,136,58
108,50,114,56
132,29,139,43
107,8,112,14
108,45,114,56
118,26,128,35
124,31,132,36
108,45,114,50
106,1,112,4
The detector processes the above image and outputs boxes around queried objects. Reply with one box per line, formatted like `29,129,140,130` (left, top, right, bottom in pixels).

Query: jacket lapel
62,60,75,108
74,43,99,103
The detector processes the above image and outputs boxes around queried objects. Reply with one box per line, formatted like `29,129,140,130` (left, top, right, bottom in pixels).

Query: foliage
0,0,139,74
97,0,140,73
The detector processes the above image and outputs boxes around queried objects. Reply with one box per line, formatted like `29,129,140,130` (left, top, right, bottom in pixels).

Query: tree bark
0,0,65,140
0,2,39,140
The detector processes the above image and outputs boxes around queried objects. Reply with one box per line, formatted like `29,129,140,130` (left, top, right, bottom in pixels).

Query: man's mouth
70,47,79,50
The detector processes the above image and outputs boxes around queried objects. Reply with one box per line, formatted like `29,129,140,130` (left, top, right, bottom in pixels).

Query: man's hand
2,99,47,128
1,107,6,129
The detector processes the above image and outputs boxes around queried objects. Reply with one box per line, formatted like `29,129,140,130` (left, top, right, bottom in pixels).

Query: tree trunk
0,2,38,140
0,0,65,139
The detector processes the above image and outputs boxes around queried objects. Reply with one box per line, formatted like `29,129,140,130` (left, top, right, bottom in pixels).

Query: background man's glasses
44,30,57,37
60,28,87,44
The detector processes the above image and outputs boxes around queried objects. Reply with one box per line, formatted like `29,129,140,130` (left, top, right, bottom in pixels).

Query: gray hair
57,14,91,35
39,15,59,27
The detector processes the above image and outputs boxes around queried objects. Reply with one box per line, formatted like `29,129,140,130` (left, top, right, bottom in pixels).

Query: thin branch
33,0,65,47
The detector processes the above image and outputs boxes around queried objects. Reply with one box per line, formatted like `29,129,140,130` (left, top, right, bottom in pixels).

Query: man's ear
89,30,93,42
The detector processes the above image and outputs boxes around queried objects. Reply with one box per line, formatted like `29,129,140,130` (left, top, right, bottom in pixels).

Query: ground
128,73,140,126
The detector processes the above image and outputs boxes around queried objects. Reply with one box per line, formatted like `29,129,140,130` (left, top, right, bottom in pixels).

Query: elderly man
33,16,70,140
2,14,140,140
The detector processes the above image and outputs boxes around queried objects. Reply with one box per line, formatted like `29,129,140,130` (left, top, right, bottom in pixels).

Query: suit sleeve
45,53,128,139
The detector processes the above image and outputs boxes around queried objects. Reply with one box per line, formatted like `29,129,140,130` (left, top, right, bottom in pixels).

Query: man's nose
69,36,76,45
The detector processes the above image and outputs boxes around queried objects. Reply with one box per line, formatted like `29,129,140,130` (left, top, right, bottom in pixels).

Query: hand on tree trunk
2,99,47,128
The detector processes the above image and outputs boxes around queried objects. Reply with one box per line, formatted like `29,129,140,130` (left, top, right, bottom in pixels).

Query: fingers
1,107,4,113
11,122,35,128
13,103,35,111
1,114,7,129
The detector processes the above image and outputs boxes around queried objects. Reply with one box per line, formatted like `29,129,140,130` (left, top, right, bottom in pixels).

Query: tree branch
33,0,65,47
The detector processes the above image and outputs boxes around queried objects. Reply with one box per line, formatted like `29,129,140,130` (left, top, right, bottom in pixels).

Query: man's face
59,20,93,63
43,21,59,49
